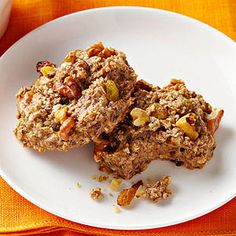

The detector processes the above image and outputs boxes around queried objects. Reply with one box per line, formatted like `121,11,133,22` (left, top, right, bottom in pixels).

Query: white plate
0,7,236,230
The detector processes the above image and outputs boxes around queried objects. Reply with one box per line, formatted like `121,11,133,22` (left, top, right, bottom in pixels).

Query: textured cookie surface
94,80,223,179
14,43,137,152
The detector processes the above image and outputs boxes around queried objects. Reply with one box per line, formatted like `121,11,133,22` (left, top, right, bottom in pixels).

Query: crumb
76,182,81,188
135,185,146,199
98,175,109,182
91,175,97,181
90,187,104,200
117,180,143,207
109,179,122,191
113,205,121,213
145,176,172,202
109,192,114,197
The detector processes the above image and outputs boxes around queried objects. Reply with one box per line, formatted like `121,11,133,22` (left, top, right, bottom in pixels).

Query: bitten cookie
94,79,223,179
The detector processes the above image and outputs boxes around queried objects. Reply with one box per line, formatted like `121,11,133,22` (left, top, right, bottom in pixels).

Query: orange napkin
0,0,236,235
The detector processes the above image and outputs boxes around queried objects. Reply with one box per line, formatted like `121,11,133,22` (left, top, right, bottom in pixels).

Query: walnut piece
86,42,104,57
98,47,116,58
130,107,149,127
176,113,199,140
164,79,185,91
59,117,75,140
87,42,116,58
54,76,81,100
207,108,224,134
90,187,104,200
145,176,172,202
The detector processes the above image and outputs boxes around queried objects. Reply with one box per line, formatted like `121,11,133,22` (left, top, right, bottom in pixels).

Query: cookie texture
14,43,137,152
94,79,223,179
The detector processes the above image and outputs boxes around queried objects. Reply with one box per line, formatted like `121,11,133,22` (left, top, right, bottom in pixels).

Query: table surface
0,0,235,236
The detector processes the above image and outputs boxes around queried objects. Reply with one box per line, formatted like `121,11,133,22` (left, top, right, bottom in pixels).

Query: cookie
14,43,137,152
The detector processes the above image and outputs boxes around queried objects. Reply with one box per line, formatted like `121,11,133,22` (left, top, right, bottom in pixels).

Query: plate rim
0,6,236,230
1,6,236,60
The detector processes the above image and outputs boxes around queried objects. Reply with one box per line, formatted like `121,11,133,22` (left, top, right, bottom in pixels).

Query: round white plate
0,7,236,230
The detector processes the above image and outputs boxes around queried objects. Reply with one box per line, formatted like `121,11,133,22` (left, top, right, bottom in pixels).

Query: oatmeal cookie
94,79,223,179
14,43,137,152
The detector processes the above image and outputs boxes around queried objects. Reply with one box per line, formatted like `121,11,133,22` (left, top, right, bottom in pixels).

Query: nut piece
98,47,116,58
87,42,104,57
87,42,116,58
130,107,149,127
169,78,185,85
90,187,104,200
105,80,119,102
146,176,172,202
109,179,122,191
148,103,168,119
40,66,56,77
117,180,143,207
64,51,77,63
176,113,199,140
94,139,110,162
207,108,224,134
54,76,81,100
165,79,185,90
59,117,75,140
54,107,68,123
98,175,109,182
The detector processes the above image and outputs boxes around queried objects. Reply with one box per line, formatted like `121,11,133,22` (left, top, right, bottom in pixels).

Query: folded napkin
0,0,236,235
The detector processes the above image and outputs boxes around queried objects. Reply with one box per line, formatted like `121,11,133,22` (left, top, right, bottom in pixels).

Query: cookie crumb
98,175,109,182
91,175,97,181
146,176,172,202
113,205,121,213
109,179,122,191
90,187,104,200
109,192,114,197
117,180,143,207
135,185,146,199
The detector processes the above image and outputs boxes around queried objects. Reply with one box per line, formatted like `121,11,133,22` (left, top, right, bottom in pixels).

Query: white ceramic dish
0,7,236,230
0,0,12,39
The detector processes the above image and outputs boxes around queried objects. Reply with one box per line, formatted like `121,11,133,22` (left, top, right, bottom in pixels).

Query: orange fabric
0,0,236,235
